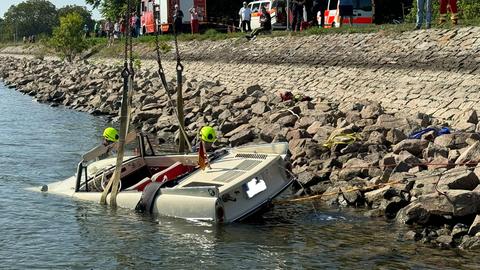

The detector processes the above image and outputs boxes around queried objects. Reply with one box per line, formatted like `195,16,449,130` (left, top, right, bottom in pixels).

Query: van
248,0,288,30
321,0,374,28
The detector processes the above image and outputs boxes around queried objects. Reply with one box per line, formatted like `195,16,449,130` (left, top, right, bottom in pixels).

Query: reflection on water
1,83,479,269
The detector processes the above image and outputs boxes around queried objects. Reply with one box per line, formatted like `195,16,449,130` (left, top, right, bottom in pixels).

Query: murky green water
0,83,478,269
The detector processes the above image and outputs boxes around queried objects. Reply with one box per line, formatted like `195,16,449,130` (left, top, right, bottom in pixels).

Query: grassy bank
1,22,478,60
79,19,480,48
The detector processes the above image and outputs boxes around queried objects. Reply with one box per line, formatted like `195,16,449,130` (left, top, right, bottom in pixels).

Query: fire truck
140,0,207,34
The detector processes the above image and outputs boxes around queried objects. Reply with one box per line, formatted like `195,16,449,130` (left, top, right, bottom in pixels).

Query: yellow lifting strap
323,133,361,149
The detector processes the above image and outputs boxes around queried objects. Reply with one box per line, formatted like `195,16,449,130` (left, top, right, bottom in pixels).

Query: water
0,83,478,269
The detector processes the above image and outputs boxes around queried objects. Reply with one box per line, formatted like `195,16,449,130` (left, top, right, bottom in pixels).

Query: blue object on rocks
408,127,450,139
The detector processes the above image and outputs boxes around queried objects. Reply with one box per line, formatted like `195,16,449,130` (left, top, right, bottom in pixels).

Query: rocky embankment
1,27,480,249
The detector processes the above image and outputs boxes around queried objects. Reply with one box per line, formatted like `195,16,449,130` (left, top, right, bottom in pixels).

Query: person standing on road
337,0,353,27
312,0,327,28
173,4,184,33
291,0,305,32
114,19,120,40
239,2,252,33
105,19,114,46
189,6,200,34
415,0,433,30
439,0,458,25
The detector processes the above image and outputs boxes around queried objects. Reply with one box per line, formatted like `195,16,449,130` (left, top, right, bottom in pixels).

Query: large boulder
288,138,310,158
396,190,480,224
468,215,480,236
276,115,298,127
225,124,251,137
456,142,480,166
423,143,449,161
229,129,254,146
438,167,479,190
459,235,480,250
410,170,444,197
251,102,267,115
338,158,370,180
392,139,429,156
434,133,480,149
360,102,383,119
259,123,285,143
374,114,417,133
306,121,324,135
365,186,396,206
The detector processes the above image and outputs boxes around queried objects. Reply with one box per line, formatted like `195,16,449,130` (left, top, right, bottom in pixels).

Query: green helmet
200,126,216,143
103,127,119,142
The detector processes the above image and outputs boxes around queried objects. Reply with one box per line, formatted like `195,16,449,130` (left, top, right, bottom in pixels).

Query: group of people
22,35,36,44
92,14,140,43
415,0,459,30
173,4,201,34
238,0,354,39
300,0,355,29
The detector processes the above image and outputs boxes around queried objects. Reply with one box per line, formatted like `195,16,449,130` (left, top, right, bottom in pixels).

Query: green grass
1,21,478,59
80,20,479,46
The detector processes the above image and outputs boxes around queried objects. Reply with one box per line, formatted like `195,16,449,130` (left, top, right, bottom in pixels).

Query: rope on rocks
275,161,480,211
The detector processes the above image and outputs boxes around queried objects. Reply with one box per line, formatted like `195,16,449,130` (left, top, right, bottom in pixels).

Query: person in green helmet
97,127,119,159
103,127,119,145
191,125,217,152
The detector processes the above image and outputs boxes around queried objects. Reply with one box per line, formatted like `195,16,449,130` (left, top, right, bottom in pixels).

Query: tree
2,0,58,40
50,13,88,62
86,0,138,20
0,18,6,42
58,5,95,32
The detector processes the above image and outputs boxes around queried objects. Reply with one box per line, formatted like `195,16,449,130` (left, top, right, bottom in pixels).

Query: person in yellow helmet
96,127,119,160
191,125,217,152
103,127,119,145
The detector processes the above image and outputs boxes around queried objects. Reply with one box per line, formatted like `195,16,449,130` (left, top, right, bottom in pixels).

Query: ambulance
248,0,288,30
321,0,374,28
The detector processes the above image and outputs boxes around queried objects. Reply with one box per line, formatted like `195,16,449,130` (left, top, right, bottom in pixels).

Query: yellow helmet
200,126,216,143
103,127,119,142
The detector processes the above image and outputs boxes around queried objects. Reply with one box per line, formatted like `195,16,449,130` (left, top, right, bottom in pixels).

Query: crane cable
100,0,134,206
154,13,192,151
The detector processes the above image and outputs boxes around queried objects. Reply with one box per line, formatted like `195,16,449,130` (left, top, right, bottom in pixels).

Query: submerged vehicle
40,133,294,223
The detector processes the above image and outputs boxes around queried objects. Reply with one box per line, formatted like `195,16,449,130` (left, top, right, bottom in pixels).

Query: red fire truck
140,0,207,34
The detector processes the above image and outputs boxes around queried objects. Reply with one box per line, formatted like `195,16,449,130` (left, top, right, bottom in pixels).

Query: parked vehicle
248,0,288,30
321,0,374,28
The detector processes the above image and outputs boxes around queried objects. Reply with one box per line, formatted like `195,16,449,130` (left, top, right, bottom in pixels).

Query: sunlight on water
0,83,479,269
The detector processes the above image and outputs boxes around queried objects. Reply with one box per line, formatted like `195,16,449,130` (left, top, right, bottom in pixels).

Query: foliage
458,0,480,23
132,52,142,70
85,0,139,20
50,13,88,61
58,5,95,32
2,0,58,41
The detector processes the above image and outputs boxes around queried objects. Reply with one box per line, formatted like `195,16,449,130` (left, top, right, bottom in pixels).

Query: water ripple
1,83,479,269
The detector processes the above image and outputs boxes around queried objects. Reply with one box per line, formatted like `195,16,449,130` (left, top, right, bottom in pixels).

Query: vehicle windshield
251,3,261,13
